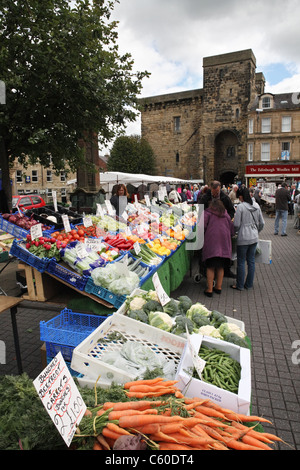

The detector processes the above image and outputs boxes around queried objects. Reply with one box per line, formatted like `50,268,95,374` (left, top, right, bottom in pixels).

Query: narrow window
175,152,180,163
261,117,271,133
281,116,291,132
46,170,52,182
248,119,253,134
32,170,38,182
262,96,271,108
174,116,181,133
261,143,270,161
248,143,253,162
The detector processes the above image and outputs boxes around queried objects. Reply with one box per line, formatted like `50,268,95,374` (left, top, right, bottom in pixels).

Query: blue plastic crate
46,356,83,378
46,258,89,291
41,308,110,363
9,238,51,272
84,276,126,308
0,215,55,239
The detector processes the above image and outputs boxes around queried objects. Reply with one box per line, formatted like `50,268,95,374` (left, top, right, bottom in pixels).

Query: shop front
245,163,300,187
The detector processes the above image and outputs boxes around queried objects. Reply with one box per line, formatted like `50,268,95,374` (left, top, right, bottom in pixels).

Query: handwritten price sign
33,352,86,447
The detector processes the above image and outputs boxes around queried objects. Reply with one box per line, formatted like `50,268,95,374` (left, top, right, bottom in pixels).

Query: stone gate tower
201,49,260,185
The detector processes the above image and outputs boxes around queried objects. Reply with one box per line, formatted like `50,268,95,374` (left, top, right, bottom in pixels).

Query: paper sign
76,242,88,259
186,331,206,379
152,272,170,306
105,200,114,216
96,204,104,218
83,216,93,228
52,190,58,212
62,214,71,233
30,223,43,240
133,241,141,255
33,352,86,447
145,195,151,207
84,238,104,252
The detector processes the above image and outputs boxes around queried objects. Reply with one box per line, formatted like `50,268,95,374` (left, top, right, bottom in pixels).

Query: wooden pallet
17,262,114,307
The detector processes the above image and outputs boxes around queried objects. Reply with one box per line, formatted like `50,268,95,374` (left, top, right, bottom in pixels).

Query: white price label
84,238,103,252
186,332,206,379
33,352,86,447
152,272,170,306
105,200,114,216
76,242,88,259
62,214,71,233
133,241,141,255
83,216,93,228
52,190,58,212
145,195,151,207
96,204,104,218
125,226,132,237
121,211,128,221
30,223,43,240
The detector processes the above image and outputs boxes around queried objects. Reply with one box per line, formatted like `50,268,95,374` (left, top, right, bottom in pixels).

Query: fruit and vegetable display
0,374,287,451
1,212,52,232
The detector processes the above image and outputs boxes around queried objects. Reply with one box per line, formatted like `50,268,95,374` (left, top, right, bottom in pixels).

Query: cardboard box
175,334,251,415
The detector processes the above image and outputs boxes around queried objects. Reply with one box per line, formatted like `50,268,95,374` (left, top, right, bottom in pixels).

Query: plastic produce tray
46,258,89,291
84,277,126,309
70,312,187,384
0,215,54,239
9,238,51,272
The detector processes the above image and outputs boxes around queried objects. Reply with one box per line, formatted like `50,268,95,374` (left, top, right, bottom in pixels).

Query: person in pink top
201,198,235,297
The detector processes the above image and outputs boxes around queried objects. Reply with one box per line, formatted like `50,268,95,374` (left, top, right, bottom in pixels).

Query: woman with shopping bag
231,186,265,291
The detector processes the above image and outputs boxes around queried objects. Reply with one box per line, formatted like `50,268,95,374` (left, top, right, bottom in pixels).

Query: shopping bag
255,240,272,264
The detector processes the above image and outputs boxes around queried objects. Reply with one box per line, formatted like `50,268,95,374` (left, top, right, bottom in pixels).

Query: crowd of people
110,178,299,298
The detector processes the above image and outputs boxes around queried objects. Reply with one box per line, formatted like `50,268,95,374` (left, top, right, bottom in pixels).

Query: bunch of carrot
79,377,287,451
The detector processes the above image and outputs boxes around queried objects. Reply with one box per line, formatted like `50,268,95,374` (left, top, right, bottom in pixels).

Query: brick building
139,49,300,186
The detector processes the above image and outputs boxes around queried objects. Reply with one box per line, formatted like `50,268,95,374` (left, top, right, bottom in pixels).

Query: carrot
231,422,274,443
194,405,228,420
130,423,161,435
125,389,175,398
93,440,103,450
102,427,132,442
128,381,178,392
124,377,164,389
108,408,158,420
241,434,273,450
222,436,267,451
194,424,228,444
84,409,93,417
185,401,207,411
193,411,227,427
96,434,111,450
159,417,204,434
106,422,132,435
159,443,199,450
210,441,229,450
223,410,273,424
151,431,214,448
102,400,162,411
174,390,185,398
118,414,185,429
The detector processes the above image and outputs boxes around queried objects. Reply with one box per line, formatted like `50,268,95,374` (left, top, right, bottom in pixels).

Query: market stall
0,195,288,452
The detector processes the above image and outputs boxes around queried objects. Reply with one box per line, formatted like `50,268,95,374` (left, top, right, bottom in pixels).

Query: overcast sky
102,0,300,151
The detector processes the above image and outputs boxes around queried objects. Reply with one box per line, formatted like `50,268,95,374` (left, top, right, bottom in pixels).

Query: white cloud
100,0,300,152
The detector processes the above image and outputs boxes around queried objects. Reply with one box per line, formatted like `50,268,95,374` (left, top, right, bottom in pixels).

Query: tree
107,135,156,174
0,0,149,209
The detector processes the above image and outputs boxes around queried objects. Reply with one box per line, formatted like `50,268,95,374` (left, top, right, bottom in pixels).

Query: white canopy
99,171,196,187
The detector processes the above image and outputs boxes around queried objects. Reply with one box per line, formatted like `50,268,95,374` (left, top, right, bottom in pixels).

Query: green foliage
107,135,156,174
0,0,149,175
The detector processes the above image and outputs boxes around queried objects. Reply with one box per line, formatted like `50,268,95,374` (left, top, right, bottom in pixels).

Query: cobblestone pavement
0,214,299,450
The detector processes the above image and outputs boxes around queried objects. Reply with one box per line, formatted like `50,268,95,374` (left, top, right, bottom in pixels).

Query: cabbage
198,325,223,339
148,311,173,331
219,323,246,339
91,263,139,295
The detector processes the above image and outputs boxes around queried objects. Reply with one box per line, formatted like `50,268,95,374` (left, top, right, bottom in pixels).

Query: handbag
255,240,272,264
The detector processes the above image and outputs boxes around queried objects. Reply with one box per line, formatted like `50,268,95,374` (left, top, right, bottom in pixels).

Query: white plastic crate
116,288,246,332
70,313,187,385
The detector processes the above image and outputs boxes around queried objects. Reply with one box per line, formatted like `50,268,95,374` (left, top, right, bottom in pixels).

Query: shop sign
246,164,300,175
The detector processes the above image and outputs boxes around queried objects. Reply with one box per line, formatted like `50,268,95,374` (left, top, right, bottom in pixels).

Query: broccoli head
223,333,250,349
128,309,149,324
163,298,180,317
142,299,163,314
171,315,195,336
210,310,227,328
177,295,193,314
190,313,211,328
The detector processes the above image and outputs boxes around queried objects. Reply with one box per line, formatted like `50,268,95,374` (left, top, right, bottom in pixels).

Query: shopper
201,199,235,297
231,186,264,291
198,180,235,219
274,182,291,236
229,184,238,203
110,183,130,216
294,193,300,230
168,186,182,203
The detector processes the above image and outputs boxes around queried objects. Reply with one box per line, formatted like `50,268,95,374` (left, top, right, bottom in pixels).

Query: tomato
70,229,77,236
77,229,84,237
73,233,80,240
57,235,63,241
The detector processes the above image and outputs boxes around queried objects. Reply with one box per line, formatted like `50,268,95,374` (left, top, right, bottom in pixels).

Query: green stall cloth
142,241,192,295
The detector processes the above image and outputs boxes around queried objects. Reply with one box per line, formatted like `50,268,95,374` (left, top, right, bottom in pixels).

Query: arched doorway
220,171,237,187
214,130,239,185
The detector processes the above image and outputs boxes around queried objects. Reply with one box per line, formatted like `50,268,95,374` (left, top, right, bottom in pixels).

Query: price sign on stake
33,352,86,447
62,214,71,233
30,223,43,240
186,331,206,379
152,272,170,306
52,190,58,212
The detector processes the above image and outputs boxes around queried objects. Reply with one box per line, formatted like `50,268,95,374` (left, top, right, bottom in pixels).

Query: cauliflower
148,311,173,332
186,303,211,318
128,296,147,312
219,322,246,339
145,290,160,302
198,325,223,339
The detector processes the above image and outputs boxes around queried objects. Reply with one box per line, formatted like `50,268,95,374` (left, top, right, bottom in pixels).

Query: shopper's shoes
204,290,213,297
213,287,221,294
281,233,287,236
274,232,278,235
230,285,243,291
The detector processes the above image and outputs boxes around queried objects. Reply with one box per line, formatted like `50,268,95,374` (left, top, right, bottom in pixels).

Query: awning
99,171,199,186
